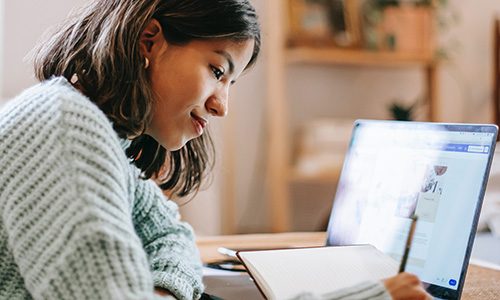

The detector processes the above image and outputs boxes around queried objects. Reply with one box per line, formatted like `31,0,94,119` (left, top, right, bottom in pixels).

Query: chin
164,143,184,151
169,145,185,151
163,137,190,151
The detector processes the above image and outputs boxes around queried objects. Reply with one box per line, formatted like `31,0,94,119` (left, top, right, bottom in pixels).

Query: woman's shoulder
13,76,109,124
1,76,118,142
0,76,127,169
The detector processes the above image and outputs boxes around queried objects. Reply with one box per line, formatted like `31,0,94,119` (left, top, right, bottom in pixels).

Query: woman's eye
211,66,224,80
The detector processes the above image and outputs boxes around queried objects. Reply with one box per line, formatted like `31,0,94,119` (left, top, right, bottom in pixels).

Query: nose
206,86,229,117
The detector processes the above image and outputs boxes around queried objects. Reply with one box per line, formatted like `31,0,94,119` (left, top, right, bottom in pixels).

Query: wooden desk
197,232,500,300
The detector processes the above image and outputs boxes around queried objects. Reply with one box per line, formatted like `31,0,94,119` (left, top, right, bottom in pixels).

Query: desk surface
196,232,500,300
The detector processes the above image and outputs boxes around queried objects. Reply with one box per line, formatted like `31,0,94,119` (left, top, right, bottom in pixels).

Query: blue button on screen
449,279,457,286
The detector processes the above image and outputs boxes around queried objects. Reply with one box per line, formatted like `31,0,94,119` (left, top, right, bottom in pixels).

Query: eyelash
211,65,224,80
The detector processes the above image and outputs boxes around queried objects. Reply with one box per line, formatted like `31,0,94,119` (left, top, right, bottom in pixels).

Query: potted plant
362,0,458,58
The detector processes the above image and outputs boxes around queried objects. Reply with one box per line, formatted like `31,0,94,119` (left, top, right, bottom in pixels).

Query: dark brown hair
29,0,261,197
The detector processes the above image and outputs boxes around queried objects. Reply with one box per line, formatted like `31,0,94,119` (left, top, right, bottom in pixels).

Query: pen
217,247,238,258
399,214,418,273
203,260,246,273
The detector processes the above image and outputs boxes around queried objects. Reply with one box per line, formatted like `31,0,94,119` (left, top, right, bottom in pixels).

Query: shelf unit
265,0,439,233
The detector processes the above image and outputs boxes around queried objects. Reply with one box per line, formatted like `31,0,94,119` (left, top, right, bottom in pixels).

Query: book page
238,245,398,300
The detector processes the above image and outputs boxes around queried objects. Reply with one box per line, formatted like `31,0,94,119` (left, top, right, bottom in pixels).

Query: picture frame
287,0,334,46
287,0,363,48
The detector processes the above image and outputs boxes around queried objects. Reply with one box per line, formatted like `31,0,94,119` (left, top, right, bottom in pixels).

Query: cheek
149,70,172,100
173,76,211,109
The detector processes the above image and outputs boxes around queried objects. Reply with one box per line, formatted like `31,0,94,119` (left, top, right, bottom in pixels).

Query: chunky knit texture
0,77,204,300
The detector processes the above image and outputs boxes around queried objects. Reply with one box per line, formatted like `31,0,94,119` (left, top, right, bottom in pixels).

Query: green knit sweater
0,77,204,300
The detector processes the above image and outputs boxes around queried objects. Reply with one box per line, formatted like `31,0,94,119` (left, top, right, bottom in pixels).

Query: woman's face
141,22,255,150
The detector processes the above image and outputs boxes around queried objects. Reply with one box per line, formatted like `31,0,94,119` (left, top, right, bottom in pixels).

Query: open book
236,245,398,300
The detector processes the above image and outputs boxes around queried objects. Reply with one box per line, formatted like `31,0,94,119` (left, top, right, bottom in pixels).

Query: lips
191,113,208,136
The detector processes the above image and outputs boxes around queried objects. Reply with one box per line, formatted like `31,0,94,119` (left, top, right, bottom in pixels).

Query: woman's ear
139,19,165,58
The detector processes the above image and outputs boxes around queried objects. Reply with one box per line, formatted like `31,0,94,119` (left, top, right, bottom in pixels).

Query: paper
238,245,398,300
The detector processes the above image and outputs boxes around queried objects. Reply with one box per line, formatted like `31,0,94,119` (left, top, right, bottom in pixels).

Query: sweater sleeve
1,80,170,300
131,178,204,300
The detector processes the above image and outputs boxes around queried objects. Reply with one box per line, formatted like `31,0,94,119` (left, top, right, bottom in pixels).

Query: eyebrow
215,50,235,75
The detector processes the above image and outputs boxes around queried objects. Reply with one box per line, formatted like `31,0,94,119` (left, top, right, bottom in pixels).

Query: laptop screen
325,120,498,300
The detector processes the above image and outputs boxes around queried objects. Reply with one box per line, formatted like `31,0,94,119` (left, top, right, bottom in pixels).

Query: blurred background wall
1,0,499,235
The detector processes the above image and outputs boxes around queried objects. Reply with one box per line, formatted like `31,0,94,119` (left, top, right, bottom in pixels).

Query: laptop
204,119,498,300
325,119,498,300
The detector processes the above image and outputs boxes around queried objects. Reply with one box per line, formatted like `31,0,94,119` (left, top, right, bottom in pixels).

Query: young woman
0,0,431,299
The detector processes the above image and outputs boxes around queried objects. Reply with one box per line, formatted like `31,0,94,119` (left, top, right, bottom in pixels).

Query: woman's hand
382,272,433,300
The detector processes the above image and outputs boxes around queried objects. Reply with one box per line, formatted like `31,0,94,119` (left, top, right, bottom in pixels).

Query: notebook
204,119,498,300
325,119,498,300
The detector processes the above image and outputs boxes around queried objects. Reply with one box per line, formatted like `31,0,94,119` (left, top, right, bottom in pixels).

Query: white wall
0,0,87,104
446,0,499,123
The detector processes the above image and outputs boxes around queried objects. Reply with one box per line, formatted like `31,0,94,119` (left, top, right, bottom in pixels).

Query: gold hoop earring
144,57,150,69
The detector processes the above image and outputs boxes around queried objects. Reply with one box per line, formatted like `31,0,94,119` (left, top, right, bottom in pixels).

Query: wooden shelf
288,170,340,184
286,46,436,67
288,167,342,184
